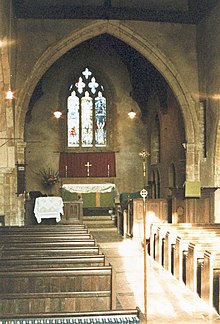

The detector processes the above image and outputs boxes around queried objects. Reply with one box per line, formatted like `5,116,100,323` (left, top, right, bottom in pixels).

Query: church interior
1,0,220,322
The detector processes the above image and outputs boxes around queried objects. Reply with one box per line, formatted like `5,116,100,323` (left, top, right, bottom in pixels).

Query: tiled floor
89,228,220,323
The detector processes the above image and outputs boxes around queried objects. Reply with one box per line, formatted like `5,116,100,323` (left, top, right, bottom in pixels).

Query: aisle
89,228,220,323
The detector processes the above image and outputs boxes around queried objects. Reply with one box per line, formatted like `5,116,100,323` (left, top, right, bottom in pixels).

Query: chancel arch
18,20,199,184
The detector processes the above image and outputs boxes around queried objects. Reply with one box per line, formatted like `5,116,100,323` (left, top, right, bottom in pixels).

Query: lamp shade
53,111,62,119
6,88,13,100
128,109,136,119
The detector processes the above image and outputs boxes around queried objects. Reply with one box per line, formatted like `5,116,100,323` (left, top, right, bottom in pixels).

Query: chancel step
83,215,117,231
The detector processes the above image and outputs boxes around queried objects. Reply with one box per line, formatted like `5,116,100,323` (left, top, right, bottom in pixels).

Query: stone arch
16,20,199,178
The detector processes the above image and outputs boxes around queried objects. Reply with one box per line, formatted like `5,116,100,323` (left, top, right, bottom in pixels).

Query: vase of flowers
38,167,59,194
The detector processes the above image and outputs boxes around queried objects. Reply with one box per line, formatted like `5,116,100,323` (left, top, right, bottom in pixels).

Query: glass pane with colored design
81,91,93,147
95,91,106,146
67,91,80,147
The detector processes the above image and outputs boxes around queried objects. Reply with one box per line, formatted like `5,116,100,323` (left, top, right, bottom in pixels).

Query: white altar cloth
62,183,116,193
34,196,64,223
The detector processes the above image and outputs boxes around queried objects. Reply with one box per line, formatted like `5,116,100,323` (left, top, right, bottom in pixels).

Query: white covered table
34,196,64,223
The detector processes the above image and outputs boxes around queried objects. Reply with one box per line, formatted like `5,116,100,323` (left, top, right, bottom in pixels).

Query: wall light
6,87,13,100
182,142,187,150
128,109,136,119
53,111,62,119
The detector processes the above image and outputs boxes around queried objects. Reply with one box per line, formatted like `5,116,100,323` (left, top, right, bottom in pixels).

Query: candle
65,165,68,177
107,164,110,177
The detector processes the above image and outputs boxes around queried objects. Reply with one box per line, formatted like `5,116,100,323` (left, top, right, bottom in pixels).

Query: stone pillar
185,142,200,182
0,34,26,225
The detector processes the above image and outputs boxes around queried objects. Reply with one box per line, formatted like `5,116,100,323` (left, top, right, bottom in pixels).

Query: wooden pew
0,266,116,315
0,233,93,243
0,254,107,269
162,228,220,284
0,224,88,233
186,243,220,297
149,222,220,314
159,226,220,309
174,233,220,280
0,235,94,247
1,241,97,250
201,250,220,312
1,246,101,258
151,223,220,269
0,309,141,324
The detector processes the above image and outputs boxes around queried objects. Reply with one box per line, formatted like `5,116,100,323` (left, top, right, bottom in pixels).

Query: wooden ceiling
13,0,218,24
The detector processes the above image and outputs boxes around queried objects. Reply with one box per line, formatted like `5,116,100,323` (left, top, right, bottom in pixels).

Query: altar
34,196,64,223
61,183,116,209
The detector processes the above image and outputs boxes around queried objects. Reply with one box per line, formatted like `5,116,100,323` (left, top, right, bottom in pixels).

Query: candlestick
65,165,68,177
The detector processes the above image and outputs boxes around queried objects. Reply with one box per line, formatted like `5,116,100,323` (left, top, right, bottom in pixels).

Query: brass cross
85,161,92,177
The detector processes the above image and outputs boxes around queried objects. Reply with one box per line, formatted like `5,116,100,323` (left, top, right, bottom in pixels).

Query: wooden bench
0,235,94,247
150,223,220,268
0,266,116,316
161,227,220,281
201,250,220,312
0,309,141,323
185,242,220,296
1,246,101,258
173,232,220,280
152,224,220,309
0,254,107,269
0,233,91,240
0,224,88,232
1,240,97,250
149,222,220,314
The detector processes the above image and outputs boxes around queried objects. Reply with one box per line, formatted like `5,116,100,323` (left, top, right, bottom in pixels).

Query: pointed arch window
67,68,107,148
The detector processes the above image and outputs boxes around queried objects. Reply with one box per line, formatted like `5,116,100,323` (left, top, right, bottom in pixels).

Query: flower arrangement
38,168,59,187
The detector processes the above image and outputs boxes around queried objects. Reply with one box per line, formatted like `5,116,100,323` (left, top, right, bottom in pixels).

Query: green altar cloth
61,184,115,208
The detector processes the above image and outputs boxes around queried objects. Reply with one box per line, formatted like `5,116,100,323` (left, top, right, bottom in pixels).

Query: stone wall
0,0,22,225
197,2,220,186
147,86,186,198
1,1,220,224
196,3,220,220
25,38,146,195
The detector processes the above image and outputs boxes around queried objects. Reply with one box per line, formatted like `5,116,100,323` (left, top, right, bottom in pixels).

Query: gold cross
85,161,92,177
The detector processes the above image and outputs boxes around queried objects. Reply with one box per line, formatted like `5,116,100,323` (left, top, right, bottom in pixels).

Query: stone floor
88,227,220,323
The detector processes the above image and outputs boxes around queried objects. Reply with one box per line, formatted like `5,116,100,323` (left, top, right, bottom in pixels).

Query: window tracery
67,68,107,148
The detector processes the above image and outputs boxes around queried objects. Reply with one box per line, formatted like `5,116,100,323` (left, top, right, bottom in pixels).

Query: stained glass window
67,68,107,148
